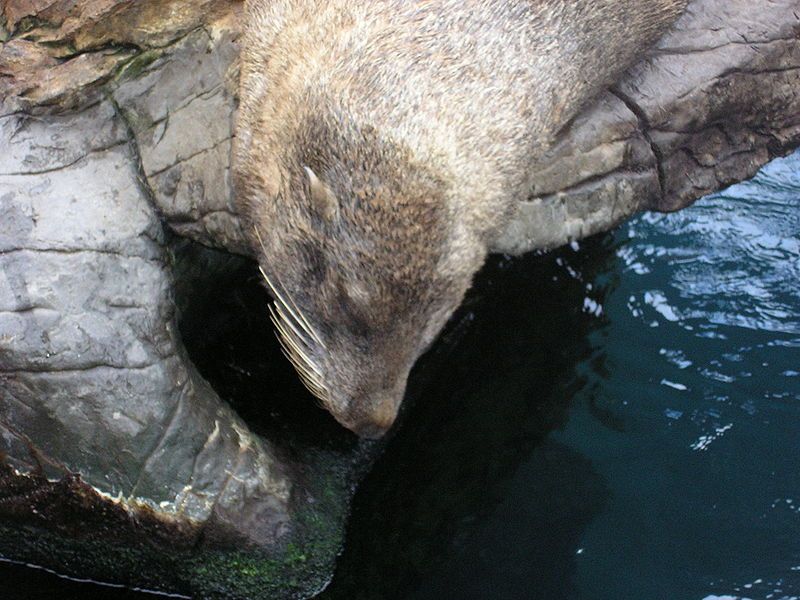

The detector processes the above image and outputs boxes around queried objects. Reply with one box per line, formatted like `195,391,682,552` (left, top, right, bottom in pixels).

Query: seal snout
340,389,403,439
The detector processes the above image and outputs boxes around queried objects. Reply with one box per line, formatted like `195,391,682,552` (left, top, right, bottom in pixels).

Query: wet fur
234,0,687,436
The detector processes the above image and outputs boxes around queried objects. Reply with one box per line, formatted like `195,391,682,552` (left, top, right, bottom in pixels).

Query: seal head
241,113,481,437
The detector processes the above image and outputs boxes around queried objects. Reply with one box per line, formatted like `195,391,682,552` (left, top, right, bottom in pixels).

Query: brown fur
234,0,687,437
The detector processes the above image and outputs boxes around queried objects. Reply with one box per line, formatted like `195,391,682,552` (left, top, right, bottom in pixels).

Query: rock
111,24,248,254
0,99,304,596
0,0,798,598
493,0,800,252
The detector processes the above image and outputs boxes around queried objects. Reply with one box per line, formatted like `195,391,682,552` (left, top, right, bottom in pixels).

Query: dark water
320,150,800,600
3,150,799,599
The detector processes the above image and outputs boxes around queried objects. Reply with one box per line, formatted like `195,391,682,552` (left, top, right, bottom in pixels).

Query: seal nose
347,392,401,439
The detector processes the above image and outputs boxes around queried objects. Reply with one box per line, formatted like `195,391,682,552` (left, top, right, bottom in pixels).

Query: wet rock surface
0,0,798,598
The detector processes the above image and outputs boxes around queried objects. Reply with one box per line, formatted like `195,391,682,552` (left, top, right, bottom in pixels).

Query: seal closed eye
233,0,687,437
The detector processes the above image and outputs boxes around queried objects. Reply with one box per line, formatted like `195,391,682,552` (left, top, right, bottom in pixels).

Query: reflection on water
322,151,800,600
580,151,800,600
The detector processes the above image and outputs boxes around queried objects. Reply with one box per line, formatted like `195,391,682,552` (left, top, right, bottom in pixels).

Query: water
3,150,799,598
320,150,800,600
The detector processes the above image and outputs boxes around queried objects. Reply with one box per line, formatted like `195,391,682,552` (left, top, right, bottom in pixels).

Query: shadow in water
0,558,160,600
320,234,619,600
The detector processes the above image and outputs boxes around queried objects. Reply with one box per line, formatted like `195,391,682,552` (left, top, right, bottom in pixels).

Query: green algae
115,49,162,83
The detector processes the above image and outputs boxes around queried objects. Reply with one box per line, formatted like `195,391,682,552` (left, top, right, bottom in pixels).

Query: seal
233,0,687,437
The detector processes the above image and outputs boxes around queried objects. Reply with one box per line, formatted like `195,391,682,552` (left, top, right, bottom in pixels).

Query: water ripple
624,151,800,339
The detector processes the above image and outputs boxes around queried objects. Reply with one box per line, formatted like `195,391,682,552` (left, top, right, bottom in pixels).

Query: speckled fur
234,0,687,436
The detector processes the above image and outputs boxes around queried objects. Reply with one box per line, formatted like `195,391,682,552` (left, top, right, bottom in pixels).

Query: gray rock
111,26,250,255
0,97,337,598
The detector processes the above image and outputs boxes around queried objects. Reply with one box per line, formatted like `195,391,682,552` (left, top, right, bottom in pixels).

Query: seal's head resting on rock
239,113,475,438
234,0,687,437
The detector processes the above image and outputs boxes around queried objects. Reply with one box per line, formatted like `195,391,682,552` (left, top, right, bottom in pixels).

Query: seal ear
304,166,338,222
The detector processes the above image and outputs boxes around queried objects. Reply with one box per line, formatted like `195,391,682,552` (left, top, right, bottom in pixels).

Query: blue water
322,150,800,600
3,151,799,598
562,153,800,600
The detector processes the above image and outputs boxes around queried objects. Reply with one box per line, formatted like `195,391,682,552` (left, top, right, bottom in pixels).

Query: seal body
234,0,687,437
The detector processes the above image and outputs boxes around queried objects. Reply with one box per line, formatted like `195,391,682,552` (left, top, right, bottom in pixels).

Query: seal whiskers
254,227,330,403
266,286,330,404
